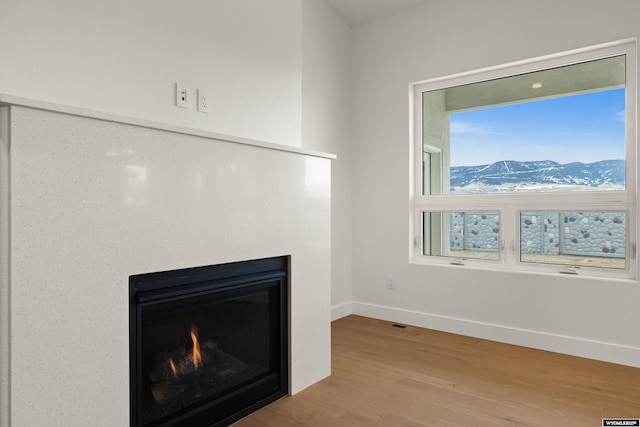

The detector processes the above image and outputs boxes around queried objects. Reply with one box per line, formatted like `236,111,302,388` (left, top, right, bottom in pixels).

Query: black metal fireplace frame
129,256,289,427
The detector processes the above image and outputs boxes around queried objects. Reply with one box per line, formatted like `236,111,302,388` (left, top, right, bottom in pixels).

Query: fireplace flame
191,324,202,369
169,357,177,377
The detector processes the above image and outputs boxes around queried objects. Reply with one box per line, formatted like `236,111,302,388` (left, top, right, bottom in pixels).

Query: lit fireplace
129,256,289,427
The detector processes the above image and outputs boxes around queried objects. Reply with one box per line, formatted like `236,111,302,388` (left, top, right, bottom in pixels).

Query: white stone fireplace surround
0,95,333,426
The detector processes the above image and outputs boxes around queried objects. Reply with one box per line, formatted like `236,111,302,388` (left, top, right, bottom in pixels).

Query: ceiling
324,0,432,27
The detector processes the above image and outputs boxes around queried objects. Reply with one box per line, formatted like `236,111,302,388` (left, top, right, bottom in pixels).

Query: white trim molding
352,301,640,368
331,301,353,321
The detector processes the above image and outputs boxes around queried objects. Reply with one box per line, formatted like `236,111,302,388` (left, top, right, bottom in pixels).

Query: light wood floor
234,315,640,426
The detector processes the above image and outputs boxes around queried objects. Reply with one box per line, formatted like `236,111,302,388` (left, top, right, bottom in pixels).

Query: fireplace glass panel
140,287,274,425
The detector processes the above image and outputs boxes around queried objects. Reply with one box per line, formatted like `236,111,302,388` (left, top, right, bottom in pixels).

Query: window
411,40,637,278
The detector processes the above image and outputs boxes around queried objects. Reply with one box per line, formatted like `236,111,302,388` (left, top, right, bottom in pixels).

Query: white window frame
409,39,637,279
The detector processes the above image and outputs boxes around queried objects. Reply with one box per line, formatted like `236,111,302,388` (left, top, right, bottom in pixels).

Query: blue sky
450,88,626,166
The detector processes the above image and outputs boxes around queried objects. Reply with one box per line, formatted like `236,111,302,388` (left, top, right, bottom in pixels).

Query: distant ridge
450,159,625,193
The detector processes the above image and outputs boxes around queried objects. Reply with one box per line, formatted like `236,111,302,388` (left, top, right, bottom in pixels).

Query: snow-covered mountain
450,159,625,193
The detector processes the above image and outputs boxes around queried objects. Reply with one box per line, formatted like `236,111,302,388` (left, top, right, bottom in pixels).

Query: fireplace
129,256,289,427
1,101,331,426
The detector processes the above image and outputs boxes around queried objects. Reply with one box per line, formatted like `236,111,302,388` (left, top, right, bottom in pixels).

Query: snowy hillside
450,160,625,193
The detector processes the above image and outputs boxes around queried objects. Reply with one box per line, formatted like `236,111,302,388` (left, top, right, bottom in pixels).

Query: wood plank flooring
233,315,640,426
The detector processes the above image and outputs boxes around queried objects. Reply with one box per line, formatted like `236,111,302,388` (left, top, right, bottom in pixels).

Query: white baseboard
331,301,353,321
350,301,640,368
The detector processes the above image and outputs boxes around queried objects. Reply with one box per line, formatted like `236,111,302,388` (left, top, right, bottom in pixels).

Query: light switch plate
176,83,189,109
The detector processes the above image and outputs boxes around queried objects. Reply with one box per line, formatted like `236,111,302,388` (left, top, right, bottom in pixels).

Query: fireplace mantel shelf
0,93,336,160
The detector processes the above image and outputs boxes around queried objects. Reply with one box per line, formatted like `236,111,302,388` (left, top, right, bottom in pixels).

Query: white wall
351,0,640,366
0,0,302,148
0,0,355,316
302,0,353,318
